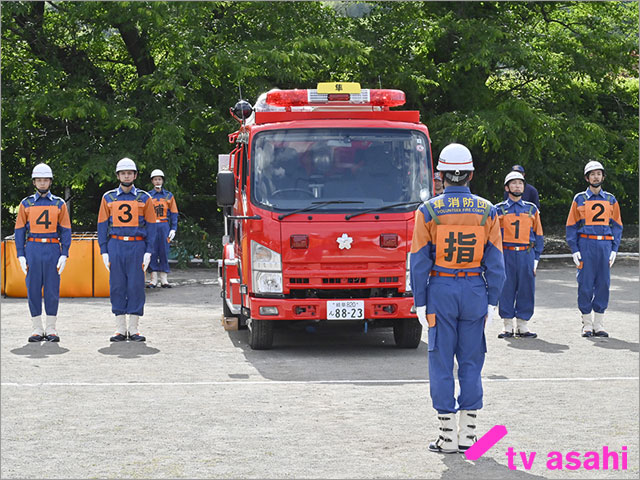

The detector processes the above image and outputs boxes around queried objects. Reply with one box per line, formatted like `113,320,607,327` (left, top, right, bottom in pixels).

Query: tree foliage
2,1,637,242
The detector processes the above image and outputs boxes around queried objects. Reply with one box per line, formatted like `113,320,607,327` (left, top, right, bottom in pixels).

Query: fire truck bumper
249,296,416,321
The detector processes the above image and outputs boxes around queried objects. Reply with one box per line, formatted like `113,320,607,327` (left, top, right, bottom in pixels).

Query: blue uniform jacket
97,186,157,254
147,188,179,231
495,198,544,260
410,186,506,307
566,189,623,253
14,192,72,257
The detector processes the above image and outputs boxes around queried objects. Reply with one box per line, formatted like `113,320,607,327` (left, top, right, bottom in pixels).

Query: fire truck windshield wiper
277,201,364,220
345,201,422,220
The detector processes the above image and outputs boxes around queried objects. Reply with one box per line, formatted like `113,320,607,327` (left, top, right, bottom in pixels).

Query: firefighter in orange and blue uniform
566,161,622,337
147,169,178,288
98,158,157,342
14,163,71,342
410,143,505,454
495,171,544,339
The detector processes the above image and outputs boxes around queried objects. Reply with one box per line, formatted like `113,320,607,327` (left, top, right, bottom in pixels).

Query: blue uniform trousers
577,237,611,314
108,238,146,316
427,275,487,414
149,222,170,273
24,241,61,317
498,249,535,320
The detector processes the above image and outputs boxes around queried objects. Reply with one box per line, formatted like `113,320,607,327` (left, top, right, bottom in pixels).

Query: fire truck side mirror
216,171,235,207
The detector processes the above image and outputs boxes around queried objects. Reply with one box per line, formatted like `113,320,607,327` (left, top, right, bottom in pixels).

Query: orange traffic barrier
1,232,110,297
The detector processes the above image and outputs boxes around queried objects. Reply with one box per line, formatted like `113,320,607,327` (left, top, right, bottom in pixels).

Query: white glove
143,252,152,271
102,253,110,272
572,251,582,267
533,259,539,276
18,256,27,275
485,304,497,328
56,255,67,275
168,230,176,242
609,251,616,268
416,305,428,329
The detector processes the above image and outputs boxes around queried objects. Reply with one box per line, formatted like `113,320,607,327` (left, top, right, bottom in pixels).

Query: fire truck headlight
253,271,283,294
405,253,412,292
251,241,282,271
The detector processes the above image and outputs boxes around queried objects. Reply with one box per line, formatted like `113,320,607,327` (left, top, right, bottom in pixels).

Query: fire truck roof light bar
265,89,406,108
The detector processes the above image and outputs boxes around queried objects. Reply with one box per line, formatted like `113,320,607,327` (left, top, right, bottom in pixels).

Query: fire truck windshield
251,128,432,212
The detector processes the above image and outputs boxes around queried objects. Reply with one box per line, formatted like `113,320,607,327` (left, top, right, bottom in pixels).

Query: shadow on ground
227,321,429,383
440,453,546,479
502,337,570,354
98,342,160,359
10,342,70,358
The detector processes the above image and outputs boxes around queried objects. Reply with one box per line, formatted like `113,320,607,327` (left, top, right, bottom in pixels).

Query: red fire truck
217,83,434,349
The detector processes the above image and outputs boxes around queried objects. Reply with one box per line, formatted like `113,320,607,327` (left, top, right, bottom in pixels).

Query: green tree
2,1,637,247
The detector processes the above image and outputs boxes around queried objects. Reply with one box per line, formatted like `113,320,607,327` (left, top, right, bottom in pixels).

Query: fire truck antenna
378,75,382,89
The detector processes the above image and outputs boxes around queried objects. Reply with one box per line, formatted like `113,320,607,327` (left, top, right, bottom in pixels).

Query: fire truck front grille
322,277,366,284
379,277,399,283
289,288,402,300
290,278,310,284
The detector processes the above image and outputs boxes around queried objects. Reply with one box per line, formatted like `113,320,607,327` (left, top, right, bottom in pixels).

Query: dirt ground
1,258,638,479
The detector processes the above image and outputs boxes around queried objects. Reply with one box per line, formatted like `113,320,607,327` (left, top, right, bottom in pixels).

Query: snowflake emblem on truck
337,233,353,250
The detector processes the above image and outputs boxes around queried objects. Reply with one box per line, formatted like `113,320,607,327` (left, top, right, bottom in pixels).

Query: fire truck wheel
393,318,422,349
249,319,274,350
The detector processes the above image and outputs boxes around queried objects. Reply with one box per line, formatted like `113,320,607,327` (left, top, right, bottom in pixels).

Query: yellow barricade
1,233,110,297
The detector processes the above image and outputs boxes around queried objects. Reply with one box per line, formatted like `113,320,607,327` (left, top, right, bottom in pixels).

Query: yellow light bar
316,82,361,94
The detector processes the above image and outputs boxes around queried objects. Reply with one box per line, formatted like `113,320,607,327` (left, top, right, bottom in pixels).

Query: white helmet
584,160,605,176
115,157,137,173
150,169,165,178
437,143,474,172
32,163,53,179
504,171,525,185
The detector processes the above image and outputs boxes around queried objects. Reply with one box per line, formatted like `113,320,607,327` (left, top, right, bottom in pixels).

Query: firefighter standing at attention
410,143,505,454
495,171,544,339
566,161,622,337
14,163,71,342
98,158,157,342
147,169,178,288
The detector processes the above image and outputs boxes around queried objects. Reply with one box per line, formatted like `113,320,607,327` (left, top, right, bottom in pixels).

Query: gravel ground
1,259,638,479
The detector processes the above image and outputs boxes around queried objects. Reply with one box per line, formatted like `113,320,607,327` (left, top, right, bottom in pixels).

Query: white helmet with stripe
584,160,604,176
150,169,165,178
504,171,525,185
116,157,137,173
32,163,53,179
437,143,474,172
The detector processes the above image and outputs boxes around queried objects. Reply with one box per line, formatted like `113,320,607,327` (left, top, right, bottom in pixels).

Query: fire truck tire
249,319,274,350
393,318,422,349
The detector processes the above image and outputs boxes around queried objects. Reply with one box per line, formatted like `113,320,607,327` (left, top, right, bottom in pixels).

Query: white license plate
326,300,365,320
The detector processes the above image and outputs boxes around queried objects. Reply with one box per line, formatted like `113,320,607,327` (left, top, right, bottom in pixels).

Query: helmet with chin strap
584,160,605,176
437,143,473,183
116,157,137,173
32,163,53,179
504,171,525,186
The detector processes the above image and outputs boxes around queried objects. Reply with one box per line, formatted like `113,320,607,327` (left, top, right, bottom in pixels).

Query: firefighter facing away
495,171,544,339
98,158,157,342
566,161,622,337
147,169,178,288
410,143,505,454
14,163,71,342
